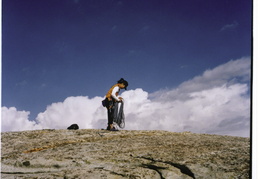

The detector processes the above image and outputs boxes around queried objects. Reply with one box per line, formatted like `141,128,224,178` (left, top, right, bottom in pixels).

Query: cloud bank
1,57,251,137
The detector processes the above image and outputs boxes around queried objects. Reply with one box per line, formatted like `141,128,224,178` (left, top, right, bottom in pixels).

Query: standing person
104,78,128,131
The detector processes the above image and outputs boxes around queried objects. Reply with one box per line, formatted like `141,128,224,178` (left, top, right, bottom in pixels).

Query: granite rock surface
1,129,250,178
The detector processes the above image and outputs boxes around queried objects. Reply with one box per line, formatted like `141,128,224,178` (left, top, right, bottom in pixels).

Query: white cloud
150,56,250,101
35,96,105,129
220,21,239,32
1,107,42,132
1,57,251,137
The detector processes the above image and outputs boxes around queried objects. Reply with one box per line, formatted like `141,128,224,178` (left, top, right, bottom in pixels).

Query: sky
1,0,252,137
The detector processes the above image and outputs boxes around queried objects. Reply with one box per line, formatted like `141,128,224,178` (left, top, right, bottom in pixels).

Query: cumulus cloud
1,107,42,131
35,96,105,129
1,57,251,137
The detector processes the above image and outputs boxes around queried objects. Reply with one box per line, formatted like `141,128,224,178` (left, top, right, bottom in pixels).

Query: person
104,78,128,131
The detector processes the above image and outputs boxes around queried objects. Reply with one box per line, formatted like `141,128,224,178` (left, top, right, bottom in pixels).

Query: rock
22,161,30,167
1,129,250,178
67,124,79,130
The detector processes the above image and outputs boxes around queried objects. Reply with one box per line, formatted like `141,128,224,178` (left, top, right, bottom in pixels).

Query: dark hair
117,78,128,90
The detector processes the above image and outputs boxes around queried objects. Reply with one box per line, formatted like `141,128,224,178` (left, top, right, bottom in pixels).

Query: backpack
67,124,79,130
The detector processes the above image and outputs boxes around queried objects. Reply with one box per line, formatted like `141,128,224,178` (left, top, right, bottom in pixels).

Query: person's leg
106,101,114,130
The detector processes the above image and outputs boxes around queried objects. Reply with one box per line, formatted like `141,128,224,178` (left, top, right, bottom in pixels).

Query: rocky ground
1,129,250,178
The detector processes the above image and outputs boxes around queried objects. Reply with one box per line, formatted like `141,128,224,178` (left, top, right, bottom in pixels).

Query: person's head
117,78,128,90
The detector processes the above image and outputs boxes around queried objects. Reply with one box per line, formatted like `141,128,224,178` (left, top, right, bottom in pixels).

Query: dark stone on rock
67,124,79,130
22,161,30,167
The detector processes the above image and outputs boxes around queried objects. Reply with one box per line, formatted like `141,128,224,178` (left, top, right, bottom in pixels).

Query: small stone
23,161,30,166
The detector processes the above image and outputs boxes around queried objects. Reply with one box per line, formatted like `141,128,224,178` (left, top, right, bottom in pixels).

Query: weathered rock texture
1,129,250,178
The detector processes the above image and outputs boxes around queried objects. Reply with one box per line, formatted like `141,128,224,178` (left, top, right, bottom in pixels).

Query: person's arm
111,86,121,101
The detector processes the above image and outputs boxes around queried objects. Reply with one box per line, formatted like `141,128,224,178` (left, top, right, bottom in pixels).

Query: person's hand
118,97,123,102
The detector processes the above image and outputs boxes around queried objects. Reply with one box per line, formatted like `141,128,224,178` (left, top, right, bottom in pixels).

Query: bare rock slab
1,129,250,178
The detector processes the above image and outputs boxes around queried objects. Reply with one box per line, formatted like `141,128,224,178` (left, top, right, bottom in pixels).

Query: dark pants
106,99,115,125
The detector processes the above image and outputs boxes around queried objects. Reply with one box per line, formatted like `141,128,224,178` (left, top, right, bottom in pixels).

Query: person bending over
105,78,128,131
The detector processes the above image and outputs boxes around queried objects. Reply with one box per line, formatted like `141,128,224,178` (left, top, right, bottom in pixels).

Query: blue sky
2,0,252,135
